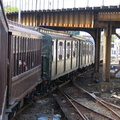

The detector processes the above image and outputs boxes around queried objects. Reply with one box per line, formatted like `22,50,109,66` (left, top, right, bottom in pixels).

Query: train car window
37,40,39,65
16,37,19,75
59,55,62,60
17,37,21,74
67,54,69,58
58,41,64,60
67,42,70,46
26,38,28,70
52,41,54,61
89,44,91,55
22,37,27,72
59,42,63,46
13,36,15,53
12,36,15,76
28,38,31,69
34,39,36,67
86,43,88,55
29,38,32,69
12,35,41,77
20,37,23,74
91,43,93,55
82,42,85,55
66,41,71,59
72,41,77,57
88,44,89,55
84,43,86,55
38,40,41,64
18,37,23,74
31,39,34,68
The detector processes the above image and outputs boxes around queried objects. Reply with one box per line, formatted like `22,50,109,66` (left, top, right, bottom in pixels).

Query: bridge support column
102,23,112,82
94,29,101,73
91,29,102,80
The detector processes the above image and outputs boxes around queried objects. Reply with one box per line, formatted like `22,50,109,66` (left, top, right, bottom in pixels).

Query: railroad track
53,77,120,120
11,102,33,120
73,79,120,120
12,80,71,120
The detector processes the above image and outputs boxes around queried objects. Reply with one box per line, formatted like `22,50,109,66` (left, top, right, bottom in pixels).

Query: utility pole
102,0,104,6
52,0,54,9
36,0,38,10
43,0,45,9
18,0,21,24
74,0,76,8
57,0,59,9
87,0,89,7
48,0,49,9
63,0,64,8
39,0,41,10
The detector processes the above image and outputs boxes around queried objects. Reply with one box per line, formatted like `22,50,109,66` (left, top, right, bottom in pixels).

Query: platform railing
3,0,120,13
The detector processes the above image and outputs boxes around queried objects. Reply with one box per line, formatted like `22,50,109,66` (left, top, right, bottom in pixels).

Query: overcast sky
3,0,120,10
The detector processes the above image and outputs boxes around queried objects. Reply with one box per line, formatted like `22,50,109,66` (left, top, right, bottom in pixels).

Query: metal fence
3,0,120,12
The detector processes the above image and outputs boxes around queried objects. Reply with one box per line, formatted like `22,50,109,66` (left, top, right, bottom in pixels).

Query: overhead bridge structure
7,6,120,83
7,6,120,29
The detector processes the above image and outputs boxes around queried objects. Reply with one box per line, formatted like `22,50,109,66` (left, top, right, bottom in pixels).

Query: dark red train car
7,21,43,118
0,1,9,120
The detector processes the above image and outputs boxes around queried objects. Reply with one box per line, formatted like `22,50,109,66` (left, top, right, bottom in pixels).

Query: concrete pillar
102,23,112,82
94,29,101,73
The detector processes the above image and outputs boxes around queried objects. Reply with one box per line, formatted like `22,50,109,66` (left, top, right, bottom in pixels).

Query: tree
68,31,80,35
111,35,115,42
4,5,18,13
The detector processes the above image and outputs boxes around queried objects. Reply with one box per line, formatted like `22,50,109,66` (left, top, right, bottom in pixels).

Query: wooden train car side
0,1,8,120
7,21,43,118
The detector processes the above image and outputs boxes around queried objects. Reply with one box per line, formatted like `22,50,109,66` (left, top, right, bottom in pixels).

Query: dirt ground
76,69,120,106
14,94,65,120
14,67,120,120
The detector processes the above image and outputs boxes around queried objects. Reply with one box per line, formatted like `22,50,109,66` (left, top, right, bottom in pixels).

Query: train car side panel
11,67,41,102
8,25,42,110
0,1,8,119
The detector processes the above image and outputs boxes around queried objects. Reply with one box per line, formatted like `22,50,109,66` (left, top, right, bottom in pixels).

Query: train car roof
43,32,76,40
72,35,87,41
39,27,77,40
39,27,88,41
86,39,94,43
0,1,9,30
39,27,71,36
8,20,43,38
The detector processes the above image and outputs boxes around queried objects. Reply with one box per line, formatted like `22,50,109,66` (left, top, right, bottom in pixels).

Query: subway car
40,28,94,82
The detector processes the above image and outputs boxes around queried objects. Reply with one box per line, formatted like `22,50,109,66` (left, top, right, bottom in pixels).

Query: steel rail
96,96,120,110
57,87,88,120
11,102,33,120
59,87,115,120
73,79,120,119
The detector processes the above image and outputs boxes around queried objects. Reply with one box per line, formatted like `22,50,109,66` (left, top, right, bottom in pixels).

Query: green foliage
111,35,115,42
101,33,104,41
4,5,18,13
68,31,80,35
